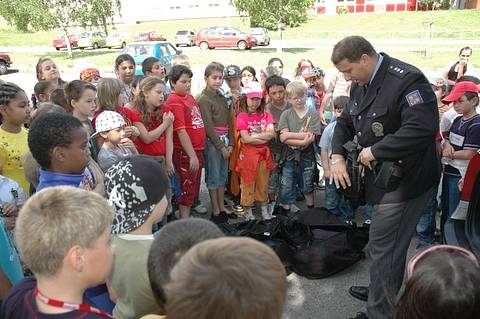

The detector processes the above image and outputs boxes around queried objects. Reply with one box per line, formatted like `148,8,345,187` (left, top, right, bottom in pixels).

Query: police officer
329,36,440,319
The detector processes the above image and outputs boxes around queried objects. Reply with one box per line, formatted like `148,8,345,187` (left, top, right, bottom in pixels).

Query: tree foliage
0,0,121,33
234,0,315,30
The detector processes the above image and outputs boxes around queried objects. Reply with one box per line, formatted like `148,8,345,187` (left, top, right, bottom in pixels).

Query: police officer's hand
358,147,376,170
329,155,351,189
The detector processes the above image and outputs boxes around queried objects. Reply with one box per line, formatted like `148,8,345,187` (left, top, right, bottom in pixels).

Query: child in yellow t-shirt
0,82,31,195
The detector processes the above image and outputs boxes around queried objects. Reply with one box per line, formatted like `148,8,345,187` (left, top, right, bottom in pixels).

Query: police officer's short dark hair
331,36,377,65
265,75,286,92
28,112,83,169
168,64,193,86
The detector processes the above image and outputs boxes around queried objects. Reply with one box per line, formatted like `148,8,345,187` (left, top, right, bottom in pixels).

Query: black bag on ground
291,209,369,279
219,219,295,273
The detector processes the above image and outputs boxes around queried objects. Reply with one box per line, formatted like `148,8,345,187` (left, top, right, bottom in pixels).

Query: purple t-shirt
1,277,105,319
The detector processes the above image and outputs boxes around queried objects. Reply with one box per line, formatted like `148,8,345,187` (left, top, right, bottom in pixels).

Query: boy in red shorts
164,65,206,219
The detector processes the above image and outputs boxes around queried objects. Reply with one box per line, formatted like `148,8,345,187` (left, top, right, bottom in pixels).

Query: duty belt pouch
341,142,365,208
373,161,402,190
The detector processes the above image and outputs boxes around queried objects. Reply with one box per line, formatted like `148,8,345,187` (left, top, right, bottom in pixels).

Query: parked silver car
175,30,196,47
250,27,270,46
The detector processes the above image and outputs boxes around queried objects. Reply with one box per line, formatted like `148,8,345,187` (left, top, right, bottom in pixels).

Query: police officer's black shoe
348,312,368,319
348,286,369,301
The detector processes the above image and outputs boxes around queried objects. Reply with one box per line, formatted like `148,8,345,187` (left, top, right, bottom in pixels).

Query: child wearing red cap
440,81,480,234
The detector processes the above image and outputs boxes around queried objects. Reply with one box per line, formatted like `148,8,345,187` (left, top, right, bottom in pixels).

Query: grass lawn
1,10,479,71
1,10,479,47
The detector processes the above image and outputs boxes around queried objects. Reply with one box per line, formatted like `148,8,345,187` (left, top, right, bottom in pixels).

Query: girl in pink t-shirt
235,82,275,221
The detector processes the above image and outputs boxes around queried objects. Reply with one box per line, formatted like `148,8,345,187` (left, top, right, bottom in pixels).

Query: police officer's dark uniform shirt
332,53,441,204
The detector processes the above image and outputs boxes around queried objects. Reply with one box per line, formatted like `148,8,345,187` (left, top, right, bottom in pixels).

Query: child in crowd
236,81,275,220
164,65,206,219
142,57,166,80
33,80,55,108
132,77,174,175
95,111,138,172
125,75,145,108
146,218,224,314
294,59,314,79
440,81,480,233
172,54,191,68
93,78,139,141
35,57,66,88
0,82,31,195
440,76,479,137
80,68,101,84
222,64,242,108
23,104,67,193
27,113,91,191
164,237,287,319
50,88,70,112
0,186,114,319
265,75,291,211
240,66,257,87
319,96,355,222
278,81,321,212
115,54,136,104
105,156,170,319
395,245,480,319
0,173,27,289
198,62,234,223
65,80,97,137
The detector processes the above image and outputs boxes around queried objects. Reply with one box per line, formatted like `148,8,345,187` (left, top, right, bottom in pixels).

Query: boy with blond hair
0,186,114,318
164,237,287,319
278,81,321,212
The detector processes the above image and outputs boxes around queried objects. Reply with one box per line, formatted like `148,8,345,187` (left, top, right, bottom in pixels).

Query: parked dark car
121,41,181,75
195,26,256,50
0,53,12,75
52,35,78,51
444,150,480,255
134,32,166,42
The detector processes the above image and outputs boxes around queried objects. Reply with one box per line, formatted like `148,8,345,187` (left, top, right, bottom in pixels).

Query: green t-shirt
110,235,164,318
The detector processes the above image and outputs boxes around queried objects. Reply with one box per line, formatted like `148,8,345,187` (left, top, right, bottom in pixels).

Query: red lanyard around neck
34,288,113,318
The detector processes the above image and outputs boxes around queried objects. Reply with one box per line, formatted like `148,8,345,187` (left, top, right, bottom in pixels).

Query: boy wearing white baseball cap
95,111,138,172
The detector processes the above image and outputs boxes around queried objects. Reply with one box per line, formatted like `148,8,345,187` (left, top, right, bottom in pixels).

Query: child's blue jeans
324,181,354,222
279,159,315,205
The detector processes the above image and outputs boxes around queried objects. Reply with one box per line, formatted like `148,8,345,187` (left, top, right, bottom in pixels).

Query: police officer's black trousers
366,187,435,319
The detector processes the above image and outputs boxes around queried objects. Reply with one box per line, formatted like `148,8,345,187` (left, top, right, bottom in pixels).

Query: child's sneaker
244,208,255,221
193,203,208,214
261,206,274,221
267,201,276,215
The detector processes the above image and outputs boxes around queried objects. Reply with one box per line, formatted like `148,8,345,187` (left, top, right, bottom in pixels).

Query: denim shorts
279,159,315,205
204,139,228,189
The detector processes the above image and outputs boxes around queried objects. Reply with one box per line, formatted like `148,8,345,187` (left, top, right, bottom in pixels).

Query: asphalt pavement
194,178,420,319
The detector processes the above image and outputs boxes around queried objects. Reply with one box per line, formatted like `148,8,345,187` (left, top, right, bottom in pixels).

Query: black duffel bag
219,219,295,274
291,209,369,279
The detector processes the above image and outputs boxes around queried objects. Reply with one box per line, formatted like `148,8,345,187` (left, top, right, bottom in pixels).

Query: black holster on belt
341,141,366,208
373,161,403,190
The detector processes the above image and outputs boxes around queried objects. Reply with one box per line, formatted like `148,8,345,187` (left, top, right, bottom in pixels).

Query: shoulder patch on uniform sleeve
388,65,407,78
405,90,424,107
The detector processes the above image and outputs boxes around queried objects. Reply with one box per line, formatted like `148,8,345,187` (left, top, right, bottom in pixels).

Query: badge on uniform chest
371,122,384,137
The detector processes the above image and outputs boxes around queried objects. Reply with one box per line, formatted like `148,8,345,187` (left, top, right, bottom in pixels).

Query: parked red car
0,53,12,75
134,32,166,42
52,35,78,51
195,26,256,50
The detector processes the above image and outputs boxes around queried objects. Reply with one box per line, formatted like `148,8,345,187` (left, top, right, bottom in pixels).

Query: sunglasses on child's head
407,245,479,279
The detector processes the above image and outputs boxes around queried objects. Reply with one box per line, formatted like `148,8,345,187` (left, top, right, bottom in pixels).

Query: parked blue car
121,41,182,75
